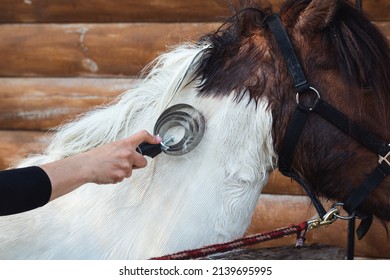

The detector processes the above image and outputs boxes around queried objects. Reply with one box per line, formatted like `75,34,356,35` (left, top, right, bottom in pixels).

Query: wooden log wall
0,0,389,259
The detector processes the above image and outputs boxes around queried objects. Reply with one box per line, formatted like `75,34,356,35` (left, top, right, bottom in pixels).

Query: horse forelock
193,1,274,105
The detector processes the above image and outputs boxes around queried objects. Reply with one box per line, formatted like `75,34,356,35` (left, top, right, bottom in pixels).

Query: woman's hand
84,130,161,184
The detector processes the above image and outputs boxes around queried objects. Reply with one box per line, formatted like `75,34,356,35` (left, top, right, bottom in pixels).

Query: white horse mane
0,43,276,259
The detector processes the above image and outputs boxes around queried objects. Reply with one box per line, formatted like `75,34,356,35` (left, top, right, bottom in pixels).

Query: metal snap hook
307,206,339,231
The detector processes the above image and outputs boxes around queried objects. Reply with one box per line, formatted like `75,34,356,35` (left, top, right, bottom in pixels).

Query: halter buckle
378,149,390,167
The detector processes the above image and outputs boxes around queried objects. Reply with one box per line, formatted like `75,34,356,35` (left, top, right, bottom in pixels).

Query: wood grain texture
0,130,51,169
376,21,390,39
362,0,390,21
0,0,388,23
202,244,346,260
0,21,388,77
0,0,231,23
262,170,305,195
0,78,136,130
0,23,217,77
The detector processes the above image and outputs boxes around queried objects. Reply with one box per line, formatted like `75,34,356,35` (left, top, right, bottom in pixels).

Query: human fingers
131,151,148,169
127,130,161,147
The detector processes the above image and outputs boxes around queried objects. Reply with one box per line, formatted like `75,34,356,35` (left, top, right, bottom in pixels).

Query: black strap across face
266,14,390,259
266,14,310,93
266,14,327,218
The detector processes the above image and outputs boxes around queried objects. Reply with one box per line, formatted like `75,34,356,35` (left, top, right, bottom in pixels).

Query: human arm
40,130,161,201
0,166,51,216
0,130,161,215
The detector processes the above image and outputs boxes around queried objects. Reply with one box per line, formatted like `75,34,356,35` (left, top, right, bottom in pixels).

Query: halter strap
266,14,309,93
267,14,326,218
315,100,389,156
314,98,390,217
277,103,327,217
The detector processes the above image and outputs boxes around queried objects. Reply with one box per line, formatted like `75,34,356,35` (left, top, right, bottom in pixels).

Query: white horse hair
0,43,276,259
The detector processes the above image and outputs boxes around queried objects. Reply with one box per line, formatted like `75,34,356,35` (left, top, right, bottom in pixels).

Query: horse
0,0,389,259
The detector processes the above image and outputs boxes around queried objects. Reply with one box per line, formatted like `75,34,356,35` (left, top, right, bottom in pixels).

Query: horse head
197,0,390,221
272,0,390,222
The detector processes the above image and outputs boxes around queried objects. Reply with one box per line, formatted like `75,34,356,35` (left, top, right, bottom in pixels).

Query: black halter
266,14,390,259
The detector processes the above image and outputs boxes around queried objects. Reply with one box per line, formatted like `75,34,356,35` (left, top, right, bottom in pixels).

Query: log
362,0,390,21
201,244,346,260
262,170,304,195
0,78,136,130
0,23,217,77
0,0,388,23
376,22,390,40
247,194,390,259
0,130,51,169
0,0,230,23
0,22,388,77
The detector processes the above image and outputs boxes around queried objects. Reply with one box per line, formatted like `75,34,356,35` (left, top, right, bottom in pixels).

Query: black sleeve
0,166,52,216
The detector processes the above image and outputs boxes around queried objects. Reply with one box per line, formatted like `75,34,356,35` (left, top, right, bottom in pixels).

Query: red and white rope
150,221,308,260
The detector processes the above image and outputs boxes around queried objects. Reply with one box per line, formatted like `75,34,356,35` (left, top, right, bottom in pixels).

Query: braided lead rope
150,221,308,260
